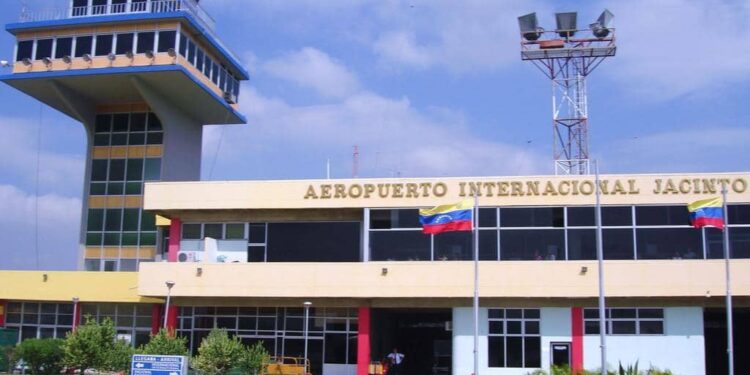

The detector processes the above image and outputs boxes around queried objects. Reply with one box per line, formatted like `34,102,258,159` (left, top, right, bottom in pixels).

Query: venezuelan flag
688,197,725,230
419,199,474,235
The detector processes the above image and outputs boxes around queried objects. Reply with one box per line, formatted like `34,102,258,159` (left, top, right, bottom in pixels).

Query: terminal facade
0,2,748,375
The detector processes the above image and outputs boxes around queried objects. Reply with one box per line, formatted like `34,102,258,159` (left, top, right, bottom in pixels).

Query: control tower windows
16,40,33,61
55,37,73,58
195,49,204,72
157,31,176,52
136,32,155,54
116,33,134,55
75,35,92,57
111,0,127,13
35,39,53,60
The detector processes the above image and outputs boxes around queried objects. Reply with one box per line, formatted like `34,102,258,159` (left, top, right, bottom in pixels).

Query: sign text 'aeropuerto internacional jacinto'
303,177,748,200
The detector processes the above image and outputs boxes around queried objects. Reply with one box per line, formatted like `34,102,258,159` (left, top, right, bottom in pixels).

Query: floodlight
22,57,32,66
555,12,577,37
518,12,543,41
125,50,134,59
145,50,155,59
167,48,176,57
0,60,9,67
590,9,614,38
62,55,72,64
82,53,92,62
42,57,52,66
107,53,116,61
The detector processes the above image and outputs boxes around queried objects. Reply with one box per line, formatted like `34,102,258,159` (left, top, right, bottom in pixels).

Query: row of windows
583,308,665,335
93,112,163,146
86,208,157,246
178,32,240,98
371,205,750,229
79,303,152,347
16,30,177,62
71,0,170,16
4,302,73,342
487,308,541,369
84,257,152,272
182,222,265,242
90,158,161,195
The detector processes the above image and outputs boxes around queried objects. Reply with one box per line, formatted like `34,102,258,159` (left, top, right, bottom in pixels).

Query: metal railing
18,0,216,31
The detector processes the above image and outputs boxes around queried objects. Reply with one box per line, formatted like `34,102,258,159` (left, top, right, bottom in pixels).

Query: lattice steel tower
518,10,616,175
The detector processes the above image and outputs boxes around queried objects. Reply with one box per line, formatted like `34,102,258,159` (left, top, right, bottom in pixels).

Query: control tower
1,0,248,271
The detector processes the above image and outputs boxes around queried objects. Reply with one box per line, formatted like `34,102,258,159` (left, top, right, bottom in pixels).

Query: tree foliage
191,329,244,375
62,316,132,373
138,329,189,356
16,338,64,375
238,341,270,375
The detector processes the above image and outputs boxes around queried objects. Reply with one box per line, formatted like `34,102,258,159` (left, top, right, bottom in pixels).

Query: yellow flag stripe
687,196,723,212
419,199,475,216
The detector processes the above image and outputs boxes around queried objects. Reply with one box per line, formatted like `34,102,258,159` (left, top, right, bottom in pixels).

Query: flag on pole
419,199,474,235
688,196,725,230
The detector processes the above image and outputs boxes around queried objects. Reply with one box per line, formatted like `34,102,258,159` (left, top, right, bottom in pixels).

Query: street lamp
303,301,312,372
72,297,79,331
163,281,175,328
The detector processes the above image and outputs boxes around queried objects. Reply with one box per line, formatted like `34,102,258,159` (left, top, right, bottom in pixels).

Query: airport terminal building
0,2,748,375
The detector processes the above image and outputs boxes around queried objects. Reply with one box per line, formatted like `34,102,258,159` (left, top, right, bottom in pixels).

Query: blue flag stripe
419,208,472,226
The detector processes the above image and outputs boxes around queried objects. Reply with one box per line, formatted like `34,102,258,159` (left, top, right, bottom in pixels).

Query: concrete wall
582,307,705,375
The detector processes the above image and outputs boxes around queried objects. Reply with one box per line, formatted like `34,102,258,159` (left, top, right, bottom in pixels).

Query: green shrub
3,345,19,373
238,341,270,375
192,329,244,375
16,338,64,375
63,316,133,373
139,329,189,356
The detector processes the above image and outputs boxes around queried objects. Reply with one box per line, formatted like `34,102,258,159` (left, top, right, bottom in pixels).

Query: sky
1,0,749,270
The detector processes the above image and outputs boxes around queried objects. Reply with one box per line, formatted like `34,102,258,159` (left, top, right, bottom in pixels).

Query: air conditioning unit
223,91,237,104
177,250,203,263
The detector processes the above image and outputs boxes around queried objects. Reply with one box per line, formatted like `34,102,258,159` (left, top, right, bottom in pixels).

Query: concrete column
357,306,371,375
73,301,82,330
571,307,584,373
166,305,179,335
168,218,182,262
0,300,6,327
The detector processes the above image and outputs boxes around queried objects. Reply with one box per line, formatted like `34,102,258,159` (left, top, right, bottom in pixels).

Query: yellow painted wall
0,271,161,303
137,260,750,300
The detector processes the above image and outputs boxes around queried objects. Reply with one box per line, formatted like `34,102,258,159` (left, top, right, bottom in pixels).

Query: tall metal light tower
518,10,616,175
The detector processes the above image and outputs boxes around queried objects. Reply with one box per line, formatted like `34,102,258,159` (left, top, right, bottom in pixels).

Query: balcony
18,0,215,31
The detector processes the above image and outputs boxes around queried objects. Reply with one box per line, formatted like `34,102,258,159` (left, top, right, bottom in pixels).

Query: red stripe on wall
0,300,6,327
571,307,584,373
168,218,182,262
166,305,178,335
151,304,162,335
357,307,371,375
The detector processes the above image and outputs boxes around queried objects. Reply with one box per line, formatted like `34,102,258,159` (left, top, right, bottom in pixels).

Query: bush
102,339,135,373
192,329,244,375
16,338,64,375
238,341,270,375
63,316,133,373
139,329,189,356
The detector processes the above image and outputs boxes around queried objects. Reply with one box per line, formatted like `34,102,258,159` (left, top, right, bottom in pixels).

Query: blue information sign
131,355,188,375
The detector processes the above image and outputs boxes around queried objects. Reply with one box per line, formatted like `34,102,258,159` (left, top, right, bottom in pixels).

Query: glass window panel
370,230,430,261
488,309,503,319
107,182,124,195
117,315,134,327
112,114,128,132
104,232,121,246
140,232,156,246
115,33,134,55
639,321,663,334
122,208,140,231
610,309,636,319
707,227,750,259
501,207,564,227
90,182,107,196
179,33,188,56
728,204,750,224
158,31,176,52
524,309,540,319
87,209,104,231
95,34,113,56
489,321,503,334
130,113,146,131
57,315,73,326
506,309,522,319
16,40,33,61
59,304,73,314
195,49,204,71
110,133,127,146
203,223,223,239
478,230,498,260
95,114,112,132
500,229,564,260
637,228,702,259
36,39,53,59
216,317,236,329
487,336,504,368
525,321,539,335
506,321,521,334
141,211,156,231
212,64,220,84
109,159,125,181
147,113,162,130
121,233,139,246
506,337,523,367
638,309,663,319
93,134,110,146
146,132,163,145
434,231,472,260
611,320,636,334
636,205,690,226
55,37,73,58
567,207,594,226
568,228,634,260
86,233,102,246
40,303,56,314
127,132,145,145
249,224,266,243
370,209,421,229
182,224,201,239
75,36,93,57
136,32,155,53
144,158,161,181
268,222,360,262
204,58,213,77
585,320,600,335
126,159,143,181
187,40,196,63
238,317,256,330
257,317,276,331
524,336,541,368
324,333,347,364
226,224,245,239
602,206,632,226
91,159,108,181
105,209,122,231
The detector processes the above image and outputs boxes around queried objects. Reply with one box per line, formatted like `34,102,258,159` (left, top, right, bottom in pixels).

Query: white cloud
604,0,750,99
0,184,81,270
263,48,361,99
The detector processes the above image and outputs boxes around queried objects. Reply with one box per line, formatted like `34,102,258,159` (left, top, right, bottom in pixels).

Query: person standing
387,348,405,375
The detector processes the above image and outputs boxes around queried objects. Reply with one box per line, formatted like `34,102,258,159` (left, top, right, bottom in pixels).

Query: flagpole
473,192,479,375
722,186,734,375
594,160,607,375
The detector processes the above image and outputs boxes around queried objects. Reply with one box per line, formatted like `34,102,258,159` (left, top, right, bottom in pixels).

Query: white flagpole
722,186,734,375
594,160,607,375
473,192,479,375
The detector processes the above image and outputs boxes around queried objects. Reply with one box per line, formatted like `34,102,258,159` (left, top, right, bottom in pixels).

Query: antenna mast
352,145,359,178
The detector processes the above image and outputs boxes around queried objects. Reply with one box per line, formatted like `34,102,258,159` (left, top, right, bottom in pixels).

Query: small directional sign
131,355,188,375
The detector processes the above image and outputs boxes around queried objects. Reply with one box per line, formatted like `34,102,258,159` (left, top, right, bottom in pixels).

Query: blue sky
1,0,749,270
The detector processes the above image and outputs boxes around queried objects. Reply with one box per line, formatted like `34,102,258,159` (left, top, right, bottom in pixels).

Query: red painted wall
357,307,371,375
571,307,584,373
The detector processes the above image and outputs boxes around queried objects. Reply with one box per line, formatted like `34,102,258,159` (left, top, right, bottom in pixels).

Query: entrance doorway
550,342,571,368
704,308,750,374
371,309,452,375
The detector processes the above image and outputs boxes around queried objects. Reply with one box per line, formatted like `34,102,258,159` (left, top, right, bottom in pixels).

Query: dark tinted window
706,227,750,259
112,113,129,132
195,49,204,71
55,37,73,58
158,31,176,52
91,159,108,181
122,209,140,231
116,33,134,54
130,113,147,131
16,40,33,61
478,208,497,227
75,36,93,57
500,229,564,260
94,114,111,132
478,230,498,260
147,113,162,130
126,159,143,181
178,33,188,56
144,158,161,181
501,207,564,227
434,231,472,260
95,34,113,56
729,204,750,224
567,206,593,226
370,209,421,229
636,205,690,226
637,228,702,259
603,206,632,226
567,228,634,260
136,32,155,53
187,40,196,63
87,209,104,231
267,222,360,262
108,159,125,181
370,231,430,261
182,224,201,239
105,209,122,231
36,39,53,59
